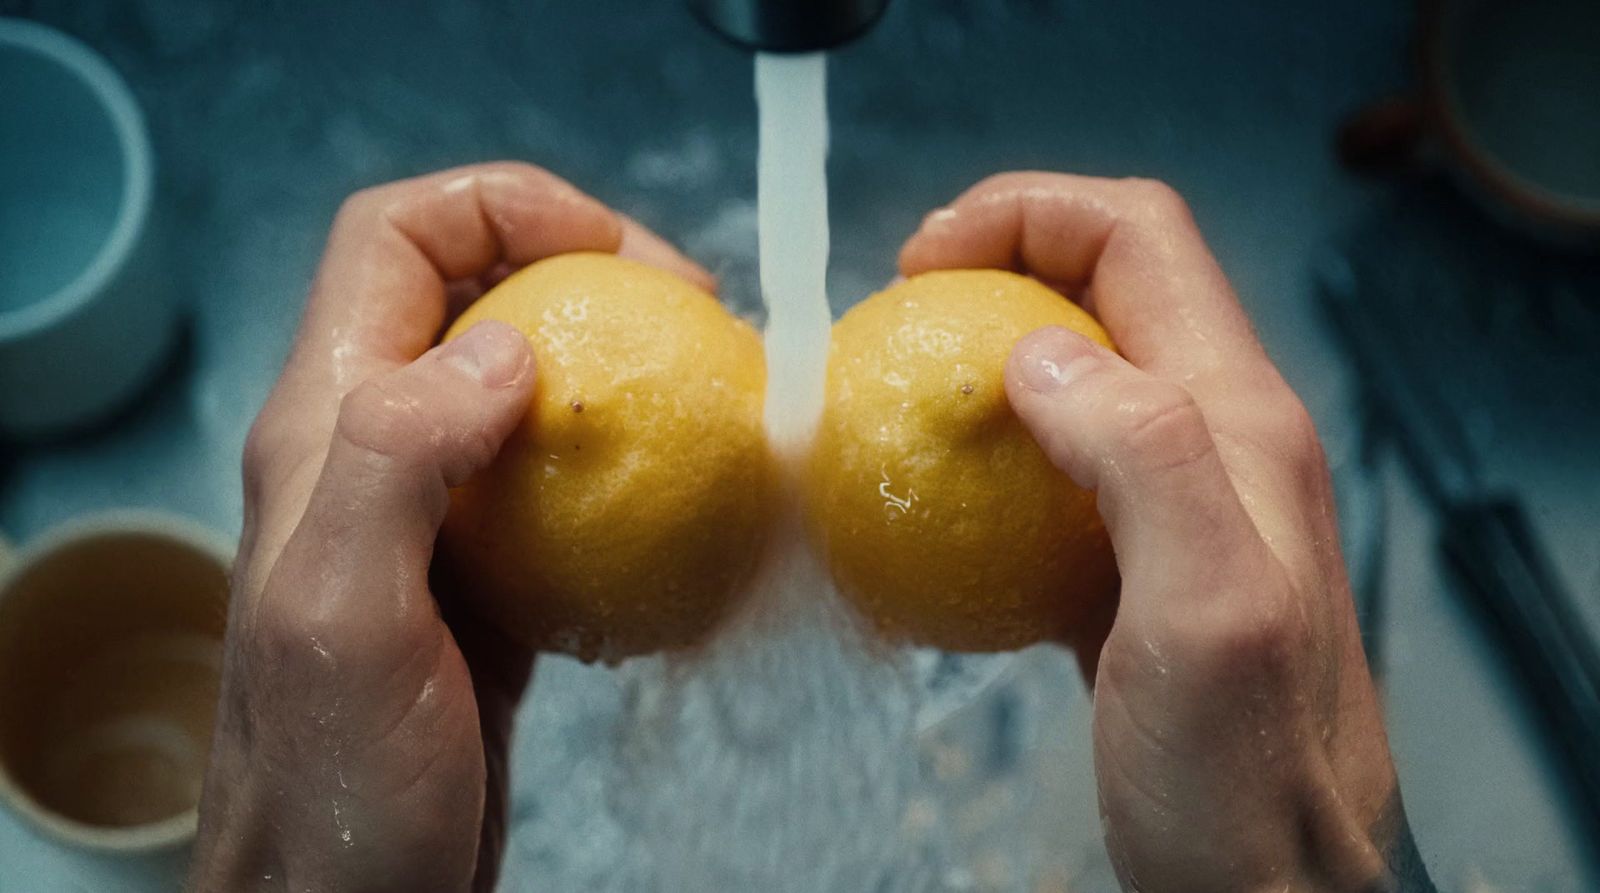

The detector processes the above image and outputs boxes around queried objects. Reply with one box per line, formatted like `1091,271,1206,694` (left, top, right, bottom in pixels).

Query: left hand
188,162,712,893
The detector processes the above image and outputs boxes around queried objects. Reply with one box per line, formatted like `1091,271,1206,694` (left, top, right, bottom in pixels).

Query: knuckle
335,185,390,223
1113,383,1214,476
240,414,278,485
969,171,1023,194
1234,387,1328,484
478,159,553,184
251,603,355,689
251,585,434,692
1276,399,1326,468
334,379,433,467
967,170,1056,201
1184,587,1306,684
240,397,305,489
459,162,575,215
248,598,330,674
1121,177,1192,222
974,170,1033,191
1094,635,1149,696
1255,386,1321,455
335,180,426,233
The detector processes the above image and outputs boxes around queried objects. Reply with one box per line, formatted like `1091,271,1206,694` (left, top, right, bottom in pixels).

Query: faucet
689,0,891,52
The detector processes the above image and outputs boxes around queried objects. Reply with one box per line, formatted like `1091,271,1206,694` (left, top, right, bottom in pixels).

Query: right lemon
807,269,1120,652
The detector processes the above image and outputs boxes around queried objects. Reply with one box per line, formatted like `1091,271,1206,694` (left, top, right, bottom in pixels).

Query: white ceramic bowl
0,19,172,437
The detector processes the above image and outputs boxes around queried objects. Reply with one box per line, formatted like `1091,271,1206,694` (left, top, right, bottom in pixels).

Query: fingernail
441,321,529,387
1014,327,1098,393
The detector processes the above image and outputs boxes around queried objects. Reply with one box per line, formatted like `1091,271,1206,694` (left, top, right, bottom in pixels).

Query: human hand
188,162,712,893
902,173,1431,893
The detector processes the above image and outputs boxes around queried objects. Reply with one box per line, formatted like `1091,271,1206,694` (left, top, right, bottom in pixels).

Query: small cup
0,19,173,437
1338,0,1600,248
0,511,230,863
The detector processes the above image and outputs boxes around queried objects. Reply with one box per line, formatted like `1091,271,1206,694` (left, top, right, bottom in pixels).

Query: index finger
291,162,625,387
898,172,1273,389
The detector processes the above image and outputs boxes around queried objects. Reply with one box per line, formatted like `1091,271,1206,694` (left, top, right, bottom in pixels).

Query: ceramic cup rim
0,18,154,341
0,509,233,854
1421,0,1600,233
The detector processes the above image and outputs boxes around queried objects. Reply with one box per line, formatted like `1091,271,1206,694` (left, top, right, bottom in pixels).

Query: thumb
1004,326,1267,612
267,320,534,632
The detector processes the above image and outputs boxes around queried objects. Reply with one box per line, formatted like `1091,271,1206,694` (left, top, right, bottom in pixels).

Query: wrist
1282,784,1435,893
1365,789,1439,893
187,819,284,893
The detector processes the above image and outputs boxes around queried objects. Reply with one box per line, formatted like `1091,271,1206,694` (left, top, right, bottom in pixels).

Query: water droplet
333,799,353,847
878,469,917,516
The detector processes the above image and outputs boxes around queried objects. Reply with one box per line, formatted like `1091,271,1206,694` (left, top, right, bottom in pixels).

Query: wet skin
188,165,1433,892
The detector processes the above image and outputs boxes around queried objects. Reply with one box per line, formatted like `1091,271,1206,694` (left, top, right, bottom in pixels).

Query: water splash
607,514,935,889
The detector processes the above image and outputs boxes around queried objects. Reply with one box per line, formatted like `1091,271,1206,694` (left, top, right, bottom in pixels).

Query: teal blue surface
0,1,1596,890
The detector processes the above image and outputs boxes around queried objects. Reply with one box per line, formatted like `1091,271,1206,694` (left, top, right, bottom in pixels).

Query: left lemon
438,252,771,663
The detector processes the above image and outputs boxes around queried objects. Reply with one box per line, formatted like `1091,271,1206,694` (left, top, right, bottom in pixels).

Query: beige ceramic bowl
0,511,230,854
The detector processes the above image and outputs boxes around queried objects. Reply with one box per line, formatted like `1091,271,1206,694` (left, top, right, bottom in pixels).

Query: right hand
902,173,1429,892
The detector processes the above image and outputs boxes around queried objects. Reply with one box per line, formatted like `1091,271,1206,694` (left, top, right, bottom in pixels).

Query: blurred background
1,0,1597,890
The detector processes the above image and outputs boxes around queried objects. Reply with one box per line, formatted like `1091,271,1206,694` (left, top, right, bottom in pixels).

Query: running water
754,53,834,458
597,53,936,890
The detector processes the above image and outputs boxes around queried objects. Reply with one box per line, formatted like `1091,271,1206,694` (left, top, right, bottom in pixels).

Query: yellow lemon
439,252,771,662
808,270,1119,652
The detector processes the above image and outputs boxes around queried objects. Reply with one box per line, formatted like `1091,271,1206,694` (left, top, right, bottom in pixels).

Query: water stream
754,52,833,457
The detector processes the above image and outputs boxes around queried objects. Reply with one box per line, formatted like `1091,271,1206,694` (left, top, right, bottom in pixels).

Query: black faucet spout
689,0,890,52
